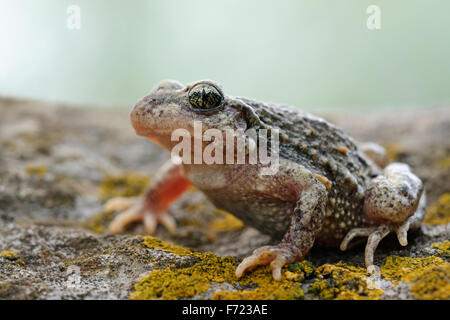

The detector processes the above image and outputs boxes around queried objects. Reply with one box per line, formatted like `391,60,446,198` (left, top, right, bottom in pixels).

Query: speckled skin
107,79,426,280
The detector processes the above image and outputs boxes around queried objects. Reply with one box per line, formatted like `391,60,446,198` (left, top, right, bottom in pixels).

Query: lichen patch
381,255,450,300
98,173,150,202
310,263,383,300
423,193,450,225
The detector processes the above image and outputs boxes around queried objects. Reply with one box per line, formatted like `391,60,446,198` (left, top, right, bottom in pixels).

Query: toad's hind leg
340,162,425,273
358,142,388,168
106,161,191,235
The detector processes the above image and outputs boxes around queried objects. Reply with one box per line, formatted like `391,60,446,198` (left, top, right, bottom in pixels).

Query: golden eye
188,84,224,111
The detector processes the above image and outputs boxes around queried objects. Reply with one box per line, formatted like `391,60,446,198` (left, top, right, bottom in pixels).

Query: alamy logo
366,5,381,30
66,5,81,30
170,121,280,175
66,265,81,289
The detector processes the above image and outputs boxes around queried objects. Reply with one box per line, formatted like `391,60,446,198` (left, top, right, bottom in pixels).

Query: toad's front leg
106,161,191,234
236,170,328,281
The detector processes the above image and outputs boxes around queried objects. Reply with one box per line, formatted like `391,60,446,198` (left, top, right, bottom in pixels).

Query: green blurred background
0,0,449,111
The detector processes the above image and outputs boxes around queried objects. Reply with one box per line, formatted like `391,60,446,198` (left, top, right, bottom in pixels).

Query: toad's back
238,97,381,245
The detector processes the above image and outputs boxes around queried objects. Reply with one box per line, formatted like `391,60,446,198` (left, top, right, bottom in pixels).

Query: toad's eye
188,84,224,111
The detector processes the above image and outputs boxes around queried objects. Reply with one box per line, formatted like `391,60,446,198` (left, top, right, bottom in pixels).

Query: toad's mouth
129,100,175,139
131,121,182,150
146,136,166,149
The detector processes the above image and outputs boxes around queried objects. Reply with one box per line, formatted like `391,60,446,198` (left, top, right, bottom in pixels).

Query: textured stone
0,98,448,299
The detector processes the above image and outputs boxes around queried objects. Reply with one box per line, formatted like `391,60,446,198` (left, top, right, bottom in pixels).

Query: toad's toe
236,246,293,281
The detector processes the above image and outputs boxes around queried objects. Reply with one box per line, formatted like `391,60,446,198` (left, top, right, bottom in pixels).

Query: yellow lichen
284,271,299,281
1,251,19,261
383,144,403,162
431,240,450,258
133,236,305,300
83,210,115,234
381,255,450,299
1,250,25,266
381,255,445,282
213,264,304,300
423,193,450,225
287,260,315,278
409,264,450,300
141,235,193,256
131,252,237,300
213,282,304,300
436,156,450,169
25,165,48,176
98,173,150,202
131,267,210,300
133,236,450,300
19,132,56,155
187,185,198,193
310,263,383,300
209,210,244,232
183,202,206,215
177,202,208,228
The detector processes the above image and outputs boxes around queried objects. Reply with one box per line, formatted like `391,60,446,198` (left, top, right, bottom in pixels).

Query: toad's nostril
130,100,147,128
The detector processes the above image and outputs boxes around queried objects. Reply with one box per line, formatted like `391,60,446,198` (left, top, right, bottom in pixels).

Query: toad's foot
235,246,296,281
235,169,328,281
340,225,393,274
341,163,426,274
106,161,191,235
106,196,176,235
340,215,420,274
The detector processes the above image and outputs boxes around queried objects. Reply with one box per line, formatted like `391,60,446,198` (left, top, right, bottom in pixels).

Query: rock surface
0,98,449,300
